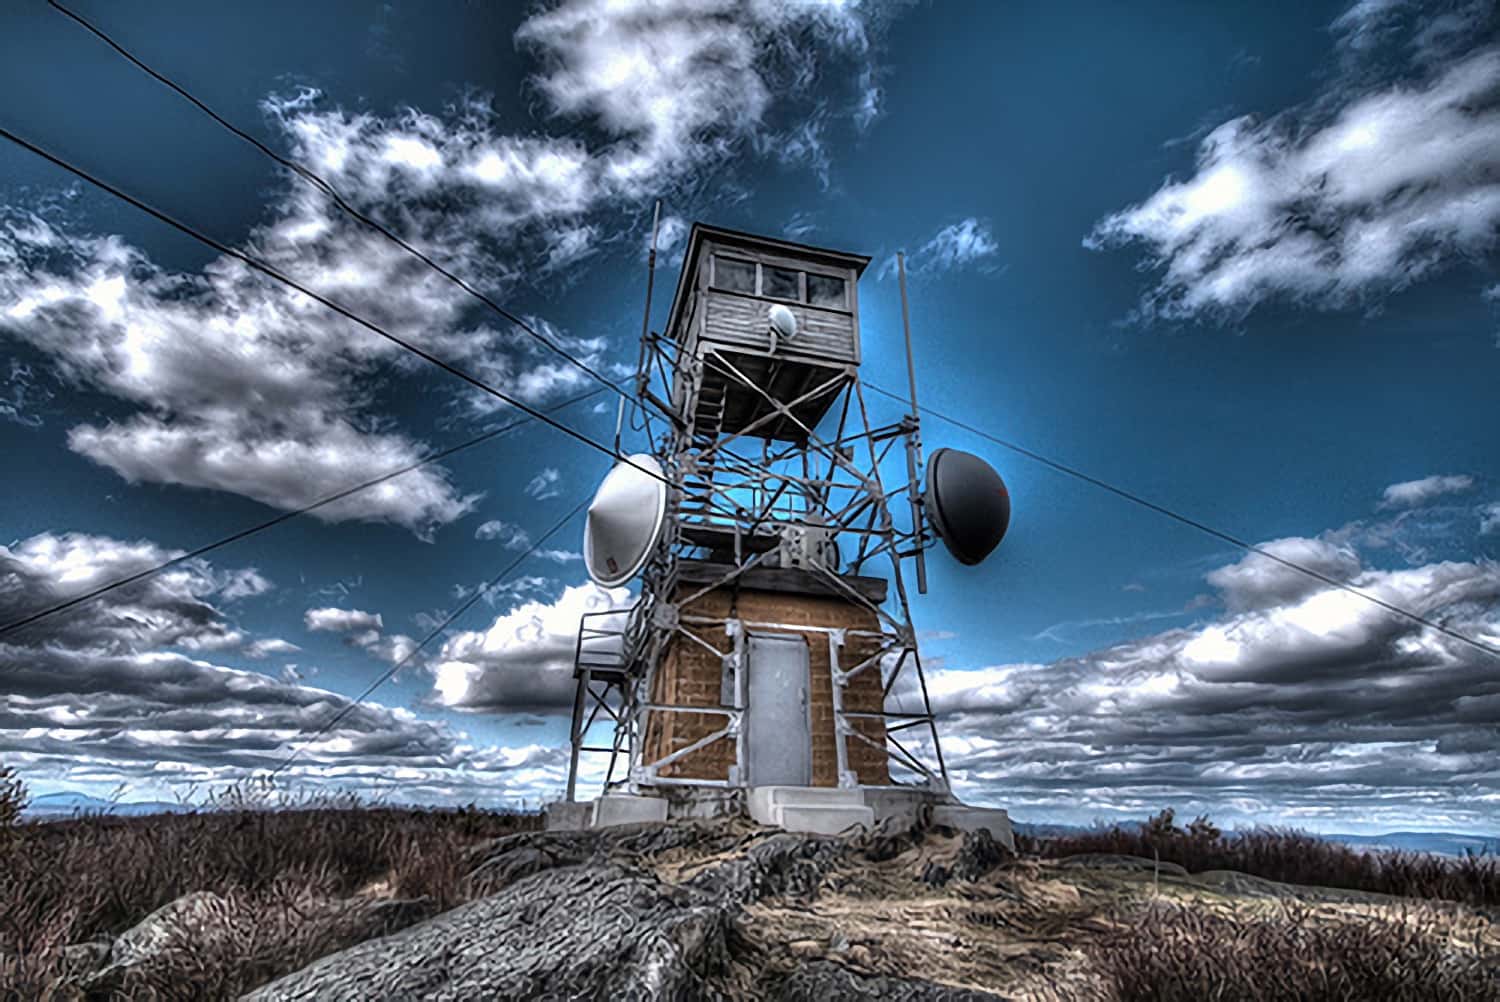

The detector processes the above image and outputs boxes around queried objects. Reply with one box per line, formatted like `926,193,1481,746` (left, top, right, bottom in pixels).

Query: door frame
744,630,814,787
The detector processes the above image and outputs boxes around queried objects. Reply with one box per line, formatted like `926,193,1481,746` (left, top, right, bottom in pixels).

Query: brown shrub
1088,900,1498,1001
1016,812,1500,909
0,764,26,832
0,792,539,999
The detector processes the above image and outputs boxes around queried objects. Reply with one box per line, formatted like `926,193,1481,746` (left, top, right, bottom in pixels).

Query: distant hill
24,792,196,819
1012,820,1500,859
21,799,1498,858
1319,830,1500,858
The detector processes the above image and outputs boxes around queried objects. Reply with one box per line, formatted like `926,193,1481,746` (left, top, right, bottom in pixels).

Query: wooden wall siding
696,290,858,365
641,586,891,787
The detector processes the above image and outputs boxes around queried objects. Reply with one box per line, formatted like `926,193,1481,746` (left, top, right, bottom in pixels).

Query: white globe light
768,303,798,341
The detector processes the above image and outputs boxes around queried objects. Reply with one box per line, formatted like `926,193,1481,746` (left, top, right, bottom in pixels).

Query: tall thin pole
622,201,663,452
897,251,929,594
636,201,663,394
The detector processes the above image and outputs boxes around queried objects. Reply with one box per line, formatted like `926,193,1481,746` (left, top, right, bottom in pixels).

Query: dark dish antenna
924,447,1011,565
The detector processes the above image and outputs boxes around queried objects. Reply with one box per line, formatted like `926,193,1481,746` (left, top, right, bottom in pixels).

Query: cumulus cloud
0,0,882,534
1087,5,1500,321
0,211,496,537
1378,474,1476,510
303,606,417,666
0,533,259,654
0,530,568,805
928,533,1500,829
1204,537,1362,612
303,607,384,634
431,582,632,712
515,0,877,197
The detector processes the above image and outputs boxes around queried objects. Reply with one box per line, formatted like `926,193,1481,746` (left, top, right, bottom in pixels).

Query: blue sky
1,0,1498,832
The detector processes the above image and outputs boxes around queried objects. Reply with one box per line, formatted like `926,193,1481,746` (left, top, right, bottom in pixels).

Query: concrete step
931,804,1015,853
775,803,876,836
591,793,668,828
747,785,865,825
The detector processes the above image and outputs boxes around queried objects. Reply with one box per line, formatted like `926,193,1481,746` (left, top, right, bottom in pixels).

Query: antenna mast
897,251,928,595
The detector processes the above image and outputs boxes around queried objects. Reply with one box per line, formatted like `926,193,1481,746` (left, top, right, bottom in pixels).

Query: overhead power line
864,381,1500,662
267,493,591,779
0,127,670,491
0,387,605,641
48,0,634,407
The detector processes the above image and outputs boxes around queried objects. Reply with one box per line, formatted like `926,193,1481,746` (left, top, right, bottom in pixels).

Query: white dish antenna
584,454,668,587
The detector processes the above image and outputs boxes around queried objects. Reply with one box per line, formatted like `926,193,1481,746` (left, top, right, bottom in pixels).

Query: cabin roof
663,222,872,341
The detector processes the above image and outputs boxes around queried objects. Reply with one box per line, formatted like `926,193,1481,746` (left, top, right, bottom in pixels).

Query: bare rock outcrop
243,820,1007,1002
244,862,735,1001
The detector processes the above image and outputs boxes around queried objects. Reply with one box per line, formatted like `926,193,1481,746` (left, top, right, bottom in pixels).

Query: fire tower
554,222,1012,840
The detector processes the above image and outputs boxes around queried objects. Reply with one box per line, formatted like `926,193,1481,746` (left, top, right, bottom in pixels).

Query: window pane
806,273,846,308
714,257,756,293
762,265,800,301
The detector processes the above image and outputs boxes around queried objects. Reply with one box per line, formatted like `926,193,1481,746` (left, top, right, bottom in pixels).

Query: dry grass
0,776,539,1000
5,780,1497,1000
1085,899,1498,1001
1017,809,1500,910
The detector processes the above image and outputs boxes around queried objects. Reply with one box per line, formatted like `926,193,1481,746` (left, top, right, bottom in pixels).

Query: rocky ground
49,815,1500,1000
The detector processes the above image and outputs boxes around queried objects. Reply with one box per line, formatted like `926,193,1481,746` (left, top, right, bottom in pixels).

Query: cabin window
806,273,847,309
762,265,801,302
712,256,756,294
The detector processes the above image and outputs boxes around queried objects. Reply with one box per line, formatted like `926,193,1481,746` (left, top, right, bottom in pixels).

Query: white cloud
1378,474,1476,510
515,0,875,198
525,467,562,501
304,607,384,634
474,519,531,549
0,533,253,654
1,0,883,535
219,568,274,602
361,632,418,666
1204,536,1362,612
244,637,301,659
782,212,817,241
0,530,570,806
302,606,421,666
649,214,689,267
880,218,999,279
1087,32,1500,320
431,582,632,712
929,536,1500,828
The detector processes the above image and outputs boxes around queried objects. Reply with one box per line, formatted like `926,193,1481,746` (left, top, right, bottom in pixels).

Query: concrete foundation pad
932,804,1015,853
748,785,864,826
777,803,875,835
543,800,593,832
592,793,669,828
862,786,945,829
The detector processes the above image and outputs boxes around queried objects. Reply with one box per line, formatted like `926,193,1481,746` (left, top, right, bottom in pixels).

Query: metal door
745,633,812,786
